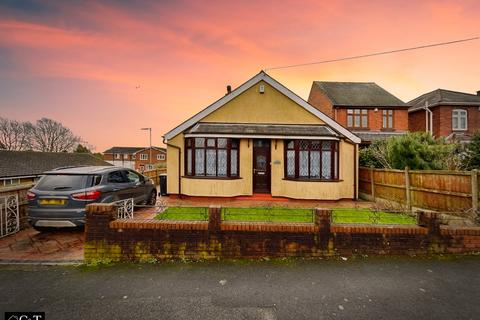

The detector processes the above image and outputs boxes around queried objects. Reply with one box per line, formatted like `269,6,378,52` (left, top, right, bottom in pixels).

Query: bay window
285,140,339,180
185,138,239,178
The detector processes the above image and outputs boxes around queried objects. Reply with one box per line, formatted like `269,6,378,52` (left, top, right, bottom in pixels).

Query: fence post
472,169,478,215
370,166,375,200
208,205,222,232
405,166,411,212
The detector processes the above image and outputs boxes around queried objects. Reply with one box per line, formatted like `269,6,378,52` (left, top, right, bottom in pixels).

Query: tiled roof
408,89,480,111
103,147,145,154
104,146,166,154
0,151,112,178
187,123,338,137
312,81,408,107
353,131,406,143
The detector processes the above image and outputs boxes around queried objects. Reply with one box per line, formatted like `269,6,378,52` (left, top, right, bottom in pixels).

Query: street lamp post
140,127,152,171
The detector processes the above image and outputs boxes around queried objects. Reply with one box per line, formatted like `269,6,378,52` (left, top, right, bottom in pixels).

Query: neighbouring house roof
312,81,408,107
163,71,361,144
134,146,166,154
353,131,406,143
0,150,112,179
103,146,165,154
186,123,338,138
408,89,480,112
103,147,145,154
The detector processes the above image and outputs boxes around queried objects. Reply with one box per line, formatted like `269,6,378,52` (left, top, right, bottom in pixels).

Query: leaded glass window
185,138,239,178
284,140,339,180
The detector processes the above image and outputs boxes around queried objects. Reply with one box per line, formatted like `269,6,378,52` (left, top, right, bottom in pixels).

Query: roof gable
312,81,407,107
164,72,360,144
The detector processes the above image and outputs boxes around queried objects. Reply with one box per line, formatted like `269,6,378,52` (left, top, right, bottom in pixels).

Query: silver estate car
27,166,157,230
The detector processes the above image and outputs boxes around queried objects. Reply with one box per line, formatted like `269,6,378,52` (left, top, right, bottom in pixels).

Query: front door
253,139,271,193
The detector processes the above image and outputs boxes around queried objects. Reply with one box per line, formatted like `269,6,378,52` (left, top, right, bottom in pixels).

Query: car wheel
147,190,157,206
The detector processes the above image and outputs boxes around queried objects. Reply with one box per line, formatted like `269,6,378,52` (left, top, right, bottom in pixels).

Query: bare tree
0,117,33,151
30,118,81,152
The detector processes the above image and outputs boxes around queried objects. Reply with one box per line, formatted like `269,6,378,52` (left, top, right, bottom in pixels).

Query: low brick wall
84,205,480,263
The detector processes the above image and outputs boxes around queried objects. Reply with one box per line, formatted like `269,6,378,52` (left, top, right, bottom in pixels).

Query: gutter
162,137,182,199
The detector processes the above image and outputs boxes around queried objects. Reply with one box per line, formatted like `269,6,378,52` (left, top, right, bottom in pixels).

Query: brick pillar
208,205,222,232
417,211,440,235
315,208,332,251
85,203,116,241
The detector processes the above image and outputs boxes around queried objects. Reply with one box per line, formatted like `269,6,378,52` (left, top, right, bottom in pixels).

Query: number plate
39,199,66,205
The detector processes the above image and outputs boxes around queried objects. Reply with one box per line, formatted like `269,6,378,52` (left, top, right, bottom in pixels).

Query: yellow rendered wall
270,140,355,200
202,81,325,125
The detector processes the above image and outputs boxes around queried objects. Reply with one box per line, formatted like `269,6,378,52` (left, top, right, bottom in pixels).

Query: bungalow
163,71,361,200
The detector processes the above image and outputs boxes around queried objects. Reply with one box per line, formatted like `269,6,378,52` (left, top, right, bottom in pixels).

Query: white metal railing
114,198,134,219
0,194,19,238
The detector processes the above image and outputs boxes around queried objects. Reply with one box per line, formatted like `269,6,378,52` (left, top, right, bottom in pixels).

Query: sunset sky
0,0,479,152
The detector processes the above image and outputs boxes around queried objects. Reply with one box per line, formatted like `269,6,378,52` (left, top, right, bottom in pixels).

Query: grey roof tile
187,123,338,137
408,89,480,111
0,151,112,178
313,81,408,107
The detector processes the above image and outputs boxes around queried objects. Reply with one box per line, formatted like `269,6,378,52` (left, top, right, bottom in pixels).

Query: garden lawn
155,207,208,221
332,209,416,225
222,207,313,223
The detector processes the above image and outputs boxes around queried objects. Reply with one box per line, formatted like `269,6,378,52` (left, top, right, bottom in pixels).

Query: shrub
360,132,460,170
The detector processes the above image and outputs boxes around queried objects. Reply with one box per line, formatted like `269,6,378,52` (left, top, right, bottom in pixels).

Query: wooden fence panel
359,167,479,215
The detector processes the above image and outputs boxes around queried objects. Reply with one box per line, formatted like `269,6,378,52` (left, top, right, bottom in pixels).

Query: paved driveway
0,207,157,263
0,228,84,262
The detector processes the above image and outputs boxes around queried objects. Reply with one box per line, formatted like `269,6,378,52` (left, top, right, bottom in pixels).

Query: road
0,257,479,320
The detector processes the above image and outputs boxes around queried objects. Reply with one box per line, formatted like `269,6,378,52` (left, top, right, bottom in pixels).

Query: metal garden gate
0,194,20,238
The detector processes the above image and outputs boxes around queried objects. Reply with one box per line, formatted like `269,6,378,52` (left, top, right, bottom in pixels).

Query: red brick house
308,81,409,146
408,89,480,142
103,146,166,172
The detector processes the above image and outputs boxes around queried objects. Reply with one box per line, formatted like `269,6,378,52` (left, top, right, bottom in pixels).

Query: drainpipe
423,101,433,135
162,136,182,199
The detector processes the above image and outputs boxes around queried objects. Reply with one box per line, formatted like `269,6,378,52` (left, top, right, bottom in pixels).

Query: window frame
184,137,240,179
157,153,166,161
140,154,148,160
382,109,394,130
283,140,339,181
347,109,368,129
452,109,468,131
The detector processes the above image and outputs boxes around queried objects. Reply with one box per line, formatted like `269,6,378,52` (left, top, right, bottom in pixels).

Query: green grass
332,209,416,225
155,207,417,225
155,207,208,221
222,207,313,223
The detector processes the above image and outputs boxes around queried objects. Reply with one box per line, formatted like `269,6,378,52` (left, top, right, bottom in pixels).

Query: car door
125,170,147,203
106,170,132,201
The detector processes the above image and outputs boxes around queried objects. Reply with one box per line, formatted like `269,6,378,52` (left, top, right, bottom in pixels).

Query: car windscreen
35,174,91,191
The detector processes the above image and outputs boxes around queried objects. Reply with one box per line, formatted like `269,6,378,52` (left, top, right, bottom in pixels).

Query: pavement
0,257,479,319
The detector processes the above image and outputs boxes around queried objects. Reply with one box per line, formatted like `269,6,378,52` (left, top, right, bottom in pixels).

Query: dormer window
452,109,467,130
